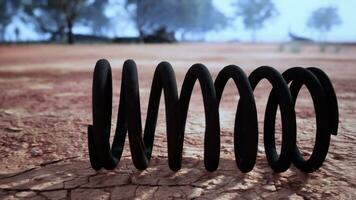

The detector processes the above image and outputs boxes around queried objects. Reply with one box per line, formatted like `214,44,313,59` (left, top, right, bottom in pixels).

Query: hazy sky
4,0,356,42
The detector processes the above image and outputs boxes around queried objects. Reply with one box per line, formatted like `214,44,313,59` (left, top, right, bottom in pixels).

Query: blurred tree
125,0,227,41
14,27,20,41
0,0,21,41
80,0,111,36
125,0,158,40
172,0,227,40
307,6,341,42
0,2,11,41
234,0,278,42
23,0,109,44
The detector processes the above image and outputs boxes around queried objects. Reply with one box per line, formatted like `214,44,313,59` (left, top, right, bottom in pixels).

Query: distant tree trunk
14,27,20,41
138,29,144,43
0,28,4,42
136,0,145,43
67,18,74,44
0,26,8,42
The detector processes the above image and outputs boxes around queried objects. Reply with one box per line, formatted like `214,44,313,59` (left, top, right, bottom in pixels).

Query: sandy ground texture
0,43,355,199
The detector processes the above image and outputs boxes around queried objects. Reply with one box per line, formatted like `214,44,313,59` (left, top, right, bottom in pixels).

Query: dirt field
0,43,355,199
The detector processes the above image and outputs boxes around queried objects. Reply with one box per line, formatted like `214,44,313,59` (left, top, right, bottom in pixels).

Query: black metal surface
88,59,338,173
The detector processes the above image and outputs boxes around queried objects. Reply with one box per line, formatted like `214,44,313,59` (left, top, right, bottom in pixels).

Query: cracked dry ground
0,44,355,200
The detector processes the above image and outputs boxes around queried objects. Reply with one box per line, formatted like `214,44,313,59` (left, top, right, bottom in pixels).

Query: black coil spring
88,59,338,173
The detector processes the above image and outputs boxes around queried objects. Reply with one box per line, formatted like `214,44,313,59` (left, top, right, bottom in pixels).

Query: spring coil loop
88,59,338,173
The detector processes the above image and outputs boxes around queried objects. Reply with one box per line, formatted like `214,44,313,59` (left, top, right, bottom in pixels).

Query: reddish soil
0,43,355,199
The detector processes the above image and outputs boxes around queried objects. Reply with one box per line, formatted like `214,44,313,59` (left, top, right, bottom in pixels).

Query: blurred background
0,0,354,44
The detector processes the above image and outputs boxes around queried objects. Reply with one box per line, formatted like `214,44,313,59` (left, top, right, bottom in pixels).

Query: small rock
31,148,43,157
31,143,40,147
6,127,23,132
15,191,36,198
288,193,304,200
263,184,277,192
21,142,29,148
3,110,14,115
